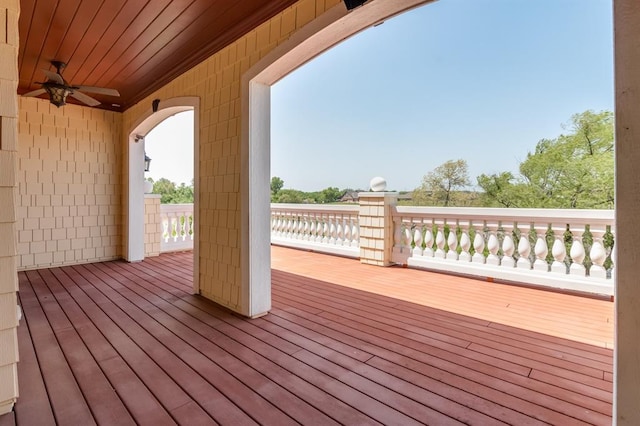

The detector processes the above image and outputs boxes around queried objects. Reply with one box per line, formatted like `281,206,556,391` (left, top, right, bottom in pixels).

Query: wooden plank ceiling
17,0,299,112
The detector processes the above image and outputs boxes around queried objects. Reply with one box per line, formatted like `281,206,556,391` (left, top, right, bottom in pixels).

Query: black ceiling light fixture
43,83,72,107
22,60,120,108
343,0,367,10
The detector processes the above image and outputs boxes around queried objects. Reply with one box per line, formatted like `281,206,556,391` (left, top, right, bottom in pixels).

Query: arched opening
127,96,200,293
239,1,432,316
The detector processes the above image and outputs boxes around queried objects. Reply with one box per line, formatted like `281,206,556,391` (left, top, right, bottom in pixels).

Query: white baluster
446,221,458,260
301,215,309,241
277,215,284,237
458,220,471,262
516,222,532,270
314,215,323,243
589,225,607,278
321,218,329,244
308,215,316,242
344,217,352,246
180,213,187,241
533,223,549,272
393,218,403,254
551,223,567,274
162,215,170,242
423,221,434,257
271,214,277,236
501,221,516,268
569,224,586,277
285,214,294,240
329,216,337,245
412,221,424,256
336,216,344,246
471,220,485,264
434,219,446,259
403,221,412,253
296,216,305,240
486,222,500,266
351,218,359,247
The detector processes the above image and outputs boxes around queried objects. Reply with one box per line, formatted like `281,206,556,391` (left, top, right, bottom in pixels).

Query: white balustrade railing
392,207,614,296
157,202,614,295
270,203,360,258
160,204,194,252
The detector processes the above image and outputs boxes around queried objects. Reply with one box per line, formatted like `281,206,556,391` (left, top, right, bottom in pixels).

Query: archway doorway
239,0,432,315
127,96,200,293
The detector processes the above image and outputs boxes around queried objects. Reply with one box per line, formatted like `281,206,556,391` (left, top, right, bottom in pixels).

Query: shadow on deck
9,248,613,425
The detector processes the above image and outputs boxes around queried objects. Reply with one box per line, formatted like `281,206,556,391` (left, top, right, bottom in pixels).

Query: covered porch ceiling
17,0,299,112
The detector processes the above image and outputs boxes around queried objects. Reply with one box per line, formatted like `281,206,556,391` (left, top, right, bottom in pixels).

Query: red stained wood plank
271,297,608,425
19,273,95,426
24,269,137,426
0,412,15,426
14,250,613,425
86,261,377,426
271,247,614,348
47,267,205,425
14,290,56,426
34,268,173,425
74,263,301,426
274,268,613,367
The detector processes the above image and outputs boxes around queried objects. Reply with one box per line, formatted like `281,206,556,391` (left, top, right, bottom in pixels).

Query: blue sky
146,0,613,192
271,0,613,192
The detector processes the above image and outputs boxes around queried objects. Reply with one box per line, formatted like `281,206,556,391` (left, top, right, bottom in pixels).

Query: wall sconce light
343,0,367,10
144,153,152,172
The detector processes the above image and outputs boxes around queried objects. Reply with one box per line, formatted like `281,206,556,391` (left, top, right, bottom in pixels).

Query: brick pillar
144,194,162,257
358,192,398,266
0,0,20,416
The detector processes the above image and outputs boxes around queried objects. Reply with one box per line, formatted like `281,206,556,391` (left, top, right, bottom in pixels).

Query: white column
614,1,640,423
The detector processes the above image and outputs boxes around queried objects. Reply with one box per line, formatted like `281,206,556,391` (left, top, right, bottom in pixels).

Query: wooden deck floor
11,247,613,425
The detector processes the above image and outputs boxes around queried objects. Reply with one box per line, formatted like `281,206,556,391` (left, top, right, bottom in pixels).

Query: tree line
270,176,357,203
146,178,194,204
412,110,613,209
150,109,614,209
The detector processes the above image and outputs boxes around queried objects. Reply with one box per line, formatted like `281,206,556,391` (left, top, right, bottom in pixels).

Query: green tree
413,159,471,206
173,182,194,203
151,177,194,204
319,187,344,203
271,176,284,196
478,110,614,208
273,189,305,203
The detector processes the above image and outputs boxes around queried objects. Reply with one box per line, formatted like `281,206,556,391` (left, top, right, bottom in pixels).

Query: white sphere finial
369,176,387,192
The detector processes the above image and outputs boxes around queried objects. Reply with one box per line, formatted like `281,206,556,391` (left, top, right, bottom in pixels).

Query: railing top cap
270,203,360,212
394,206,614,224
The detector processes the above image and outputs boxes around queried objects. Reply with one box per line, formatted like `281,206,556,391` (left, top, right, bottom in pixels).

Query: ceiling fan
22,61,120,108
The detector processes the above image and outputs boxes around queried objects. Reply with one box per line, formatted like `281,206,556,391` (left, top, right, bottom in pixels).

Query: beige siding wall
122,0,341,313
16,98,123,270
144,194,161,257
0,0,19,416
359,193,398,267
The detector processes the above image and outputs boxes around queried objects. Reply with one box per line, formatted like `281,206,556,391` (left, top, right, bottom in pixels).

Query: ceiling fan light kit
43,83,72,107
22,61,120,108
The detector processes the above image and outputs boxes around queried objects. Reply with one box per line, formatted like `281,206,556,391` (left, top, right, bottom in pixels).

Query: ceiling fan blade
75,85,120,97
70,91,101,107
22,88,47,97
42,69,64,84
